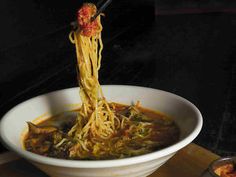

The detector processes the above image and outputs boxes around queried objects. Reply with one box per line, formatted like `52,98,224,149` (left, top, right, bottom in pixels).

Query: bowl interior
0,85,202,166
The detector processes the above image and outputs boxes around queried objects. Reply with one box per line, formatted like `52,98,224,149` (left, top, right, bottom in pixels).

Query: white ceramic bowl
0,85,202,177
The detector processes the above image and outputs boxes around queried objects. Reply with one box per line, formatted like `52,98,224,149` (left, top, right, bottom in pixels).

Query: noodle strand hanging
68,4,118,150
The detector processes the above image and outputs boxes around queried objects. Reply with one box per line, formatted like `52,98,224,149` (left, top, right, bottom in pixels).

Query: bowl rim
0,85,203,168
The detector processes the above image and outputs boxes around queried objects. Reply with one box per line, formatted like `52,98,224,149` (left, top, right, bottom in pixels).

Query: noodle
68,4,119,152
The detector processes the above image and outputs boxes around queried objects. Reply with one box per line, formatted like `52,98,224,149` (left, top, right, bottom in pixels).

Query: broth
24,103,180,160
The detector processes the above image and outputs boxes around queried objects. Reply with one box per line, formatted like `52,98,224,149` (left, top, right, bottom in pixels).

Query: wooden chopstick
91,0,113,21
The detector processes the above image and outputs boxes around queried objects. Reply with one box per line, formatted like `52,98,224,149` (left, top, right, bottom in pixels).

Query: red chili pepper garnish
77,3,100,37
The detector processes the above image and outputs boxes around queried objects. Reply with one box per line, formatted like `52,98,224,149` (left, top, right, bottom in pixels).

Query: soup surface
24,103,179,160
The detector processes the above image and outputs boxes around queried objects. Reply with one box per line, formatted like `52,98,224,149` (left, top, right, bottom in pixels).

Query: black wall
0,0,236,156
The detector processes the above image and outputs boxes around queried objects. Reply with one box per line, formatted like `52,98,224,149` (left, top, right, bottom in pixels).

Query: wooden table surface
150,143,219,177
0,143,219,177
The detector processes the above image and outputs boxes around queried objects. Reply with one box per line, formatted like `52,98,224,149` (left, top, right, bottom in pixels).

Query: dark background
0,0,236,156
